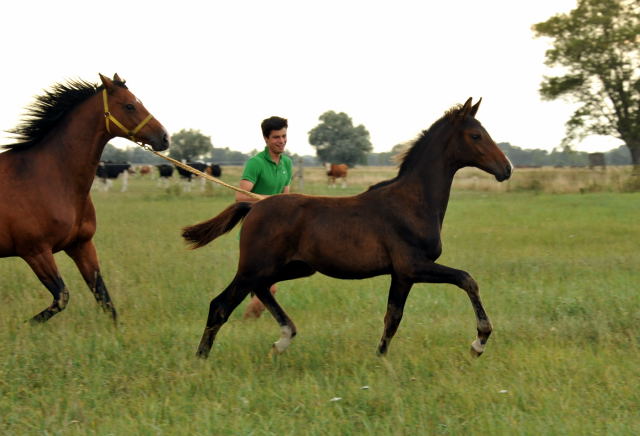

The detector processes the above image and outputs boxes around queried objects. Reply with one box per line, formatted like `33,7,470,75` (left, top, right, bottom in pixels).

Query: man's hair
261,116,288,138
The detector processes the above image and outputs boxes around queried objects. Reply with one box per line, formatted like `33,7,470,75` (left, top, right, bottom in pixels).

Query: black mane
367,105,462,191
3,79,126,150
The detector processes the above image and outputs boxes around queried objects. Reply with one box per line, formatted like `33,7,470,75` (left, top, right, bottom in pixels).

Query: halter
102,89,154,143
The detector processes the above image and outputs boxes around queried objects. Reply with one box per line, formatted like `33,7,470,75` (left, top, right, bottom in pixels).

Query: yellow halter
102,89,154,143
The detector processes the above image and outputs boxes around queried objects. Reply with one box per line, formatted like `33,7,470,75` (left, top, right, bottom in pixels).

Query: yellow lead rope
140,145,262,200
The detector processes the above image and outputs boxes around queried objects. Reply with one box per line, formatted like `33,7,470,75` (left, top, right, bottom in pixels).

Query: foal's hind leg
196,278,251,359
415,262,492,357
377,275,412,355
23,251,70,323
65,240,117,322
253,285,297,354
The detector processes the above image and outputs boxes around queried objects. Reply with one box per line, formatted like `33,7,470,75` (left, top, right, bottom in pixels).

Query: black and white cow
95,162,132,192
156,164,174,188
176,162,221,192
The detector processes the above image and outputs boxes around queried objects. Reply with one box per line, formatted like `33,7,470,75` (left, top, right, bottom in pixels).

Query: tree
308,111,372,166
100,143,130,162
169,129,213,162
533,0,640,170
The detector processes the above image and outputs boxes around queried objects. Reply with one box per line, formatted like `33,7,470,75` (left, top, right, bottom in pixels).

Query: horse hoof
469,340,485,358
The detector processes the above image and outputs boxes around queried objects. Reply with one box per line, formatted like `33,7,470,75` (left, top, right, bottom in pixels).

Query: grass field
0,167,639,435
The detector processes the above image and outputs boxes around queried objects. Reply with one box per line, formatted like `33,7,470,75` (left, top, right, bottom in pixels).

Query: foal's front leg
378,275,412,355
415,262,493,357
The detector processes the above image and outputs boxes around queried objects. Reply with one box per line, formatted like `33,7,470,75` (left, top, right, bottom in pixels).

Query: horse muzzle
494,162,513,182
145,128,170,151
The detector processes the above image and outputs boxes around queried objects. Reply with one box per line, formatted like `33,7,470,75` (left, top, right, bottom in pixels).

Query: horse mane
367,104,462,191
3,78,127,150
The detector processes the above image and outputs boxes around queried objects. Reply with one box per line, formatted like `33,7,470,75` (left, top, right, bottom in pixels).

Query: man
236,116,293,318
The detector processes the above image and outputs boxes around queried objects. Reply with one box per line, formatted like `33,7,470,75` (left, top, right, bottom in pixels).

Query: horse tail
182,202,253,249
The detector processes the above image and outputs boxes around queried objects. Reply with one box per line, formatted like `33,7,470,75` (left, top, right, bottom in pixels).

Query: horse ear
461,98,473,117
469,97,482,118
99,73,116,93
113,73,125,84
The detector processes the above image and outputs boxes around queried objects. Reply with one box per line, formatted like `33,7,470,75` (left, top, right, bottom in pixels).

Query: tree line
102,1,638,172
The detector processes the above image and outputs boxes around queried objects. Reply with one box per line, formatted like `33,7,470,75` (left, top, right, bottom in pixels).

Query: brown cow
325,163,348,188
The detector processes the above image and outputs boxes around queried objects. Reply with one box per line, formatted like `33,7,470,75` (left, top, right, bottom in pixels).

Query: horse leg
415,262,492,357
243,285,276,319
253,284,297,354
65,240,117,322
196,278,251,358
23,251,70,323
377,275,413,355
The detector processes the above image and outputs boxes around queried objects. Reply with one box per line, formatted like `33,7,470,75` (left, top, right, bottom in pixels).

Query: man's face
265,128,287,156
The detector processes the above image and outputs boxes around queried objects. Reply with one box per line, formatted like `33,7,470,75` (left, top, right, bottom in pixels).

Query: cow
207,164,222,178
95,162,132,192
156,164,174,188
138,165,152,176
176,162,221,192
325,163,348,188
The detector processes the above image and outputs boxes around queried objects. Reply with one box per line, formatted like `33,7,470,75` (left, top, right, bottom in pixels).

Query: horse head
451,98,512,181
99,73,170,151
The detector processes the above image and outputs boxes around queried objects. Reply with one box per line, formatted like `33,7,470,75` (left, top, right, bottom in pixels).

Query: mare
325,163,348,188
0,74,170,323
182,98,512,359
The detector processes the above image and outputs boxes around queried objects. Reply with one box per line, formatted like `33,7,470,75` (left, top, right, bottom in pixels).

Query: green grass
0,170,639,435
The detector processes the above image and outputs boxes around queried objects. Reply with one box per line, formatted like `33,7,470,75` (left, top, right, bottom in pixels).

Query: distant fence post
293,157,304,190
588,152,606,170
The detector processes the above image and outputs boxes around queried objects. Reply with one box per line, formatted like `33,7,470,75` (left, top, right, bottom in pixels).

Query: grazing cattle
138,165,152,176
156,164,174,188
325,163,348,188
96,162,132,192
0,73,169,324
182,98,513,359
207,164,222,178
588,152,606,170
176,162,220,192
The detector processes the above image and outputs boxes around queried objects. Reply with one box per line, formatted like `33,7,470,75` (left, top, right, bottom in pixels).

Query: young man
236,116,293,318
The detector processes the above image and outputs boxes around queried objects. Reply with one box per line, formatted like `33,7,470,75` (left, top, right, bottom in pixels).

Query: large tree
533,0,640,170
308,111,372,167
169,129,213,162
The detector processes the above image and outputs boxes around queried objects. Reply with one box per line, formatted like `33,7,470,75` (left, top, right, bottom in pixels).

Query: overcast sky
0,0,624,156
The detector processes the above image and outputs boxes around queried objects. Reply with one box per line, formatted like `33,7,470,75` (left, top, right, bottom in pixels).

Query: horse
0,73,170,323
325,163,348,188
182,98,512,359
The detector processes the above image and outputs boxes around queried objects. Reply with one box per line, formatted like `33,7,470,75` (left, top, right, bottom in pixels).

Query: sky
0,1,624,157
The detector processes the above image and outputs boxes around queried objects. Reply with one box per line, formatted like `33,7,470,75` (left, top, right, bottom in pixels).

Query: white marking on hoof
273,325,293,353
470,339,485,356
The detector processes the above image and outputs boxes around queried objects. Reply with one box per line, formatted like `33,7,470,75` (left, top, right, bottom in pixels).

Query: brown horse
183,98,512,359
0,73,169,323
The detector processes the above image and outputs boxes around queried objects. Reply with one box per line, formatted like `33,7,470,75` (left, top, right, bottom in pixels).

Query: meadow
0,166,638,435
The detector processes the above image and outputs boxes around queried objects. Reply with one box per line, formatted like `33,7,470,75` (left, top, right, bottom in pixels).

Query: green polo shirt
241,147,293,195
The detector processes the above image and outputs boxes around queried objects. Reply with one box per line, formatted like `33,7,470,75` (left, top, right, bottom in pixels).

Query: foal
183,98,512,359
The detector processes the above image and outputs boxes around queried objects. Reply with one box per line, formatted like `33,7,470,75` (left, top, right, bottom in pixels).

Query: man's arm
235,180,265,202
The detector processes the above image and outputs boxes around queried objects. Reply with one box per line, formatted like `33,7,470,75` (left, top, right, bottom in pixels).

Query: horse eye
125,103,135,111
471,133,481,140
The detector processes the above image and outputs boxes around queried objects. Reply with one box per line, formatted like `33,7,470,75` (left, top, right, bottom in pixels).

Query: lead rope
138,143,262,200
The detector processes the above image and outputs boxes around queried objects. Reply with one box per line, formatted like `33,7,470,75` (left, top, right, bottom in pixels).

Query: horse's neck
39,97,110,195
402,145,457,221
